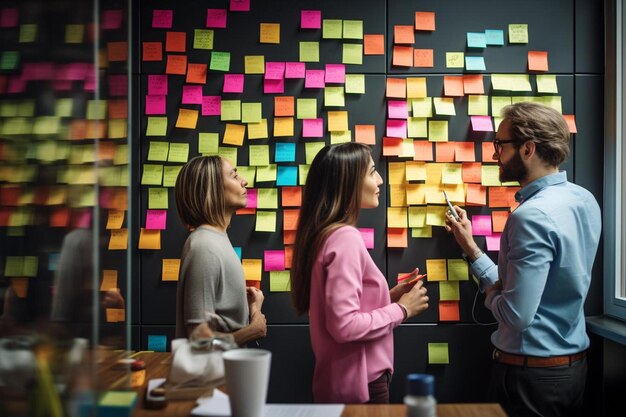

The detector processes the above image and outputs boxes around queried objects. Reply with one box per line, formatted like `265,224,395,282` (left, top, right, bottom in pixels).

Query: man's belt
492,348,586,368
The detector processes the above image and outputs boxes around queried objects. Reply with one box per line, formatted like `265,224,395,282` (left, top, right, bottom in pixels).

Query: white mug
222,348,272,417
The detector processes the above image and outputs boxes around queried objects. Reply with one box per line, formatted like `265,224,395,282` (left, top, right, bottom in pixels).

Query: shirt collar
515,171,567,203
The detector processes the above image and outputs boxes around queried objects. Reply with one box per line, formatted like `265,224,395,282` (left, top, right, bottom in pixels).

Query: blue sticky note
467,32,486,48
48,253,59,271
147,335,167,352
465,56,486,71
274,143,296,162
485,29,504,46
233,246,242,260
276,166,298,186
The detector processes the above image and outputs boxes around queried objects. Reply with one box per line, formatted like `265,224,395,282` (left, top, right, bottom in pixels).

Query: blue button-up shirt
470,171,601,356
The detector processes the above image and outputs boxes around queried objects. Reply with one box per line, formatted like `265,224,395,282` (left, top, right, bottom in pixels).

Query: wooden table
101,352,507,417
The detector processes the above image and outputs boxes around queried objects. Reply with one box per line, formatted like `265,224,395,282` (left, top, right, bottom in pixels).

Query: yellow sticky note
425,204,446,227
148,188,168,209
328,111,348,132
256,164,277,182
297,98,317,119
389,184,407,207
146,117,167,136
428,120,448,142
241,102,262,124
101,270,118,291
406,184,426,205
245,55,265,74
257,188,278,209
223,123,246,146
440,281,460,301
481,165,502,186
447,259,469,281
342,20,363,39
198,133,219,154
468,95,489,116
162,259,181,281
428,343,450,364
387,207,408,228
388,162,406,184
330,130,351,144
255,210,277,232
175,109,198,129
426,259,447,281
242,259,263,281
273,117,294,137
411,226,432,238
406,77,427,98
446,52,465,68
108,119,127,139
299,164,310,185
109,229,129,250
508,24,528,44
106,210,125,229
22,256,38,277
260,23,280,44
345,74,365,94
407,117,428,138
408,206,427,228
248,119,268,139
270,271,291,292
322,19,342,39
19,24,37,43
194,29,214,49
433,98,456,116
324,86,345,107
305,142,326,164
163,165,183,187
168,143,189,162
491,96,512,117
141,164,163,186
441,163,463,184
249,145,270,166
65,24,84,43
299,41,319,62
221,100,241,121
138,228,161,250
343,43,363,65
536,74,558,94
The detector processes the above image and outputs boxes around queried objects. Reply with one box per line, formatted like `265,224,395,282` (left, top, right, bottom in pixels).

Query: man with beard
444,102,601,417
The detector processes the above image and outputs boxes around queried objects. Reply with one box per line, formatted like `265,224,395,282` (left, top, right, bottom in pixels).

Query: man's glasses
493,139,517,154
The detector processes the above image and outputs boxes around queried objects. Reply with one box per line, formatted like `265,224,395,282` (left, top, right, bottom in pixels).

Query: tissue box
97,391,138,417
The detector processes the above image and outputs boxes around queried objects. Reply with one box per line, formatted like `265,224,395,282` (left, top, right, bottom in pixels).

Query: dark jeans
488,357,587,417
367,370,391,404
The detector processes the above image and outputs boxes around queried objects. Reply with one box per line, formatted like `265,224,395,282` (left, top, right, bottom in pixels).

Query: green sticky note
114,144,129,165
330,130,351,144
148,141,169,161
342,20,363,39
221,100,241,121
508,24,528,44
299,41,319,62
408,206,427,228
5,256,24,277
249,145,270,166
99,391,138,407
65,24,84,43
198,133,219,154
194,29,214,50
412,98,433,118
0,51,19,70
163,165,183,187
440,281,460,301
296,98,317,119
141,164,163,186
257,188,278,209
255,210,277,232
298,164,310,185
19,24,37,43
407,117,428,138
148,188,168,209
491,96,512,117
428,343,450,364
345,74,365,94
17,101,35,117
168,143,189,163
536,74,558,94
468,95,489,116
55,98,74,117
539,96,562,113
428,120,448,142
322,19,342,39
411,226,433,238
0,102,17,117
342,43,363,65
87,100,106,120
241,102,262,124
210,51,230,71
33,116,61,135
218,147,238,165
324,86,345,107
447,259,469,281
305,142,326,164
270,271,291,292
146,117,167,136
256,164,276,182
22,256,38,277
236,166,256,187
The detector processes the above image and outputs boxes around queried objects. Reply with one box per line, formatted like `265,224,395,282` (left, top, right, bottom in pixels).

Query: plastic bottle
404,373,437,417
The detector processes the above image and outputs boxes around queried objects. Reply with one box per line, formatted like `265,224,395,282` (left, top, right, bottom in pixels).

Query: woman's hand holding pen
397,280,429,318
389,268,425,302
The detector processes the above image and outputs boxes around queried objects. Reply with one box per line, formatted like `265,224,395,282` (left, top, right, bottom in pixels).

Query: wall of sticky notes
132,0,603,404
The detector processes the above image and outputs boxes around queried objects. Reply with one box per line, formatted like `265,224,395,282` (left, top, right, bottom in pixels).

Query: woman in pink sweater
291,143,429,404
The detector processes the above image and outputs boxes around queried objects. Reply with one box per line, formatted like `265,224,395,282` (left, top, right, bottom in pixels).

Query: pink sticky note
304,70,325,88
471,215,492,236
146,209,167,230
388,100,409,119
285,62,306,79
52,80,72,92
264,250,286,271
245,189,258,208
182,85,203,104
148,74,168,95
206,8,227,28
265,62,285,80
358,228,375,249
7,76,25,93
223,74,244,93
108,74,128,96
264,78,284,94
22,63,54,81
302,118,324,137
74,210,92,229
301,10,321,29
145,95,166,115
0,8,19,28
60,63,88,81
230,0,250,12
325,64,346,84
485,233,502,251
386,119,407,138
152,10,173,29
202,96,221,116
470,115,494,132
102,10,123,30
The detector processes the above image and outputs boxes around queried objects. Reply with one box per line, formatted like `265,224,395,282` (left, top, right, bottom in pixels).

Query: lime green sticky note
141,164,163,186
491,96,512,117
0,101,17,117
428,120,448,142
236,166,256,187
5,256,24,277
108,119,127,139
440,281,460,301
241,102,262,124
168,143,189,163
411,226,433,238
468,95,489,116
433,98,456,116
256,164,276,182
146,117,167,136
148,188,168,209
298,164,310,185
255,210,277,232
148,141,169,161
17,101,35,117
441,163,463,185
33,116,61,135
210,51,230,71
249,145,270,166
100,167,122,186
324,86,345,107
481,165,501,186
65,24,84,43
343,43,363,65
218,147,238,165
99,391,137,407
194,29,214,50
539,96,562,113
221,100,241,121
446,52,464,68
257,188,278,209
428,343,450,364
297,98,317,119
412,98,433,117
199,133,219,154
330,130,351,144
245,55,265,74
345,74,365,94
163,165,183,187
305,142,326,164
508,24,528,44
447,259,469,281
270,271,291,292
22,256,38,277
536,74,558,94
248,119,268,139
19,24,37,43
87,100,106,120
408,117,428,138
55,98,73,117
323,19,342,39
509,74,532,91
408,206,427,228
343,20,363,39
114,144,129,165
299,41,319,62
0,51,19,70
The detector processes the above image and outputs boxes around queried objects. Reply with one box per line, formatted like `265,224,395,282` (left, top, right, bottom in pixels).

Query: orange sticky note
109,228,128,250
393,46,413,67
51,208,71,227
435,142,456,162
364,34,384,55
175,108,198,129
236,208,256,215
466,183,487,206
415,11,435,31
283,209,300,231
11,278,29,298
492,210,510,232
439,300,460,321
162,259,181,281
107,41,128,62
413,140,434,161
562,115,577,133
283,230,296,245
481,142,495,162
413,49,434,68
142,42,162,61
260,23,280,44
394,25,415,44
383,137,403,156
281,187,302,207
246,280,261,289
273,117,294,136
327,111,348,132
488,187,510,208
463,75,484,94
108,100,128,119
242,259,262,281
387,228,408,248
186,63,207,84
455,142,476,162
386,78,407,98
274,96,295,117
138,228,161,250
100,270,118,291
106,308,125,323
443,76,464,97
528,51,548,71
223,123,246,146
355,124,376,144
462,162,482,183
165,54,187,75
106,209,125,229
166,31,186,52
284,246,293,269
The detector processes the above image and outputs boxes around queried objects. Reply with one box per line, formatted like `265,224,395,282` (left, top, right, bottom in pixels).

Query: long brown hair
290,143,372,315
